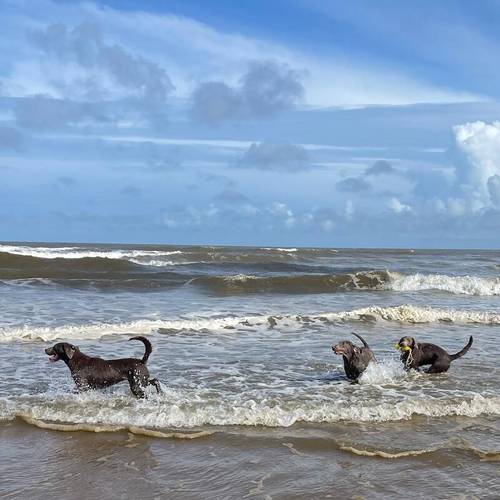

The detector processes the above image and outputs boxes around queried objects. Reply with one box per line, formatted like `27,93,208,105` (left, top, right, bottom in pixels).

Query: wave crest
2,304,499,342
191,271,388,294
388,271,500,296
2,393,499,428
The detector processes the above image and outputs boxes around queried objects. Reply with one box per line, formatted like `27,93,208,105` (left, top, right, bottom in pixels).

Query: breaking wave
1,245,500,296
2,247,500,297
193,271,500,296
1,304,499,342
388,271,500,296
0,244,337,267
1,392,499,429
190,271,388,294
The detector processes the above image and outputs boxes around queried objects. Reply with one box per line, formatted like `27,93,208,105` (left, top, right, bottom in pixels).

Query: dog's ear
353,346,361,355
63,344,77,359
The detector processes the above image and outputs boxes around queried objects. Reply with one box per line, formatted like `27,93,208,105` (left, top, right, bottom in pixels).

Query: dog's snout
45,347,52,355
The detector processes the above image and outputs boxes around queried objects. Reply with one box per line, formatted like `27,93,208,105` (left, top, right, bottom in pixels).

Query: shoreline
1,418,498,499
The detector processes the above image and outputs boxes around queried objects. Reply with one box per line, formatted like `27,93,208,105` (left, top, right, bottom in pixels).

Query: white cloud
0,0,481,106
453,121,500,208
268,202,295,227
388,197,411,213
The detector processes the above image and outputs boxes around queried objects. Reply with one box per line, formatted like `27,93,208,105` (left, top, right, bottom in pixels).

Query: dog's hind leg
149,378,162,394
127,371,147,399
426,360,450,374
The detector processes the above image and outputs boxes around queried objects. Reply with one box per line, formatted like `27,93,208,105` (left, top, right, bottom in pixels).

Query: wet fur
332,332,376,380
45,336,161,398
397,335,473,373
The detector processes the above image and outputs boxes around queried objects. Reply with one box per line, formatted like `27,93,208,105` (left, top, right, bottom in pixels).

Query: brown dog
332,332,376,380
395,336,473,373
45,336,161,398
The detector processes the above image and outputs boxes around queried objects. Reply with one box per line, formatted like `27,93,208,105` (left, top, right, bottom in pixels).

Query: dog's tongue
48,354,59,362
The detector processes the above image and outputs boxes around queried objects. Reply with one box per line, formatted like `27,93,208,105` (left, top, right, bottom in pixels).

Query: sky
1,0,500,247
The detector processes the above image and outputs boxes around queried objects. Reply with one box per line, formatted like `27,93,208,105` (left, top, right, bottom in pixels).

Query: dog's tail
450,336,473,360
351,332,369,348
129,336,152,363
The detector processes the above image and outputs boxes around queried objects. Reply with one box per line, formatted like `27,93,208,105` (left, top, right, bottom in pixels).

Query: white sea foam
0,244,183,266
1,304,499,343
2,391,499,428
387,271,500,296
263,247,299,252
358,359,406,385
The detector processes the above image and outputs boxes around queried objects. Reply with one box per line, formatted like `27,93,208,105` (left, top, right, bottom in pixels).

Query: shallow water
0,243,499,498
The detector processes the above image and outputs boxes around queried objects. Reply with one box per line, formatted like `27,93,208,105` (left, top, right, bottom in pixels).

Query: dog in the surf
395,336,473,373
45,336,161,398
332,332,376,380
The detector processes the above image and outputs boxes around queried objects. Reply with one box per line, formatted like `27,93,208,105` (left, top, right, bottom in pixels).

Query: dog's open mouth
332,347,345,355
48,354,59,362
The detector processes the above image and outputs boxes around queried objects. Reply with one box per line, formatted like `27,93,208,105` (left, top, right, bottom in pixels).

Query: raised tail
129,336,152,364
450,336,473,361
351,332,369,348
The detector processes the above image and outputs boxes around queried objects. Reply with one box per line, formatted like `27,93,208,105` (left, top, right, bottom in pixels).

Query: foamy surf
339,438,500,461
0,244,184,266
357,359,406,385
388,271,500,296
17,415,212,439
1,304,498,343
2,392,499,428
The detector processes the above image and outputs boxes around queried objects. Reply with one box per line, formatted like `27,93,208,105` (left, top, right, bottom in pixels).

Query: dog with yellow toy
394,335,473,373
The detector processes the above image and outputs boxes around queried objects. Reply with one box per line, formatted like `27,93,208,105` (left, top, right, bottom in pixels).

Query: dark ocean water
0,243,499,498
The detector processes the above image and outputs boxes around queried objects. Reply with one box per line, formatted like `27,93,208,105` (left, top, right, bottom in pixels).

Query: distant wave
2,245,500,296
190,271,388,294
2,304,499,342
0,251,188,290
190,271,500,296
0,244,336,267
0,244,183,263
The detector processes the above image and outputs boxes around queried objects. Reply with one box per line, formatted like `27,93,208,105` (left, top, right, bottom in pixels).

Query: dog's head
395,336,415,352
45,342,78,363
332,340,359,358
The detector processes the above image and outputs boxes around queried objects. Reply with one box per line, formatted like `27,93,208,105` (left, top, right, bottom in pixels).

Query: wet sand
1,418,498,499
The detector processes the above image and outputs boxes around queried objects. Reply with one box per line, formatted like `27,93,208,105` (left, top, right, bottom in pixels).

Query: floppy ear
63,344,76,359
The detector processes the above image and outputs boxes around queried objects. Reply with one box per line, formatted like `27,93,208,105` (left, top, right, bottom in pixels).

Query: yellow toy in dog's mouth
394,343,411,352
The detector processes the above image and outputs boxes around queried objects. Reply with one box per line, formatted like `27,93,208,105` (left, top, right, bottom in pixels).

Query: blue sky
1,0,500,247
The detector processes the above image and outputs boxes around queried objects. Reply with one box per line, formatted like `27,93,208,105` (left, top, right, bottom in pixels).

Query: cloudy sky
1,0,500,247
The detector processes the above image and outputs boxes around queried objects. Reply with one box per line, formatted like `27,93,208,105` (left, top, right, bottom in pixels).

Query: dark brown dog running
395,336,473,373
332,332,376,380
45,336,161,398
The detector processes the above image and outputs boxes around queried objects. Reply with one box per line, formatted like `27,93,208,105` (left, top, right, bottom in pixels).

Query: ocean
0,242,499,499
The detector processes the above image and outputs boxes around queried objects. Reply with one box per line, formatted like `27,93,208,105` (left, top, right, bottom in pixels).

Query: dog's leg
127,371,147,399
149,378,162,394
426,360,450,374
